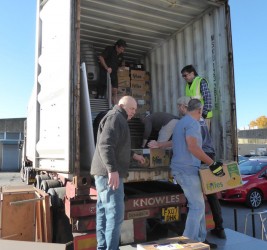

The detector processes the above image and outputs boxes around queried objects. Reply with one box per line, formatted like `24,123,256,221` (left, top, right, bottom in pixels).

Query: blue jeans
95,175,125,250
171,169,206,242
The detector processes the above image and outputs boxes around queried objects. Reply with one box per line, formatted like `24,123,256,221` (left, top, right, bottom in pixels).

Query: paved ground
0,172,25,187
1,172,267,249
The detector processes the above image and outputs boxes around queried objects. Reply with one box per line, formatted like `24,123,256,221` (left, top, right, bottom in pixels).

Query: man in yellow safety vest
181,65,212,130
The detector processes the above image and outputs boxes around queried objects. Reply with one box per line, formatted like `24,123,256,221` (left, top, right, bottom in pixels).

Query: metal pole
234,208,238,231
10,197,44,205
251,208,256,237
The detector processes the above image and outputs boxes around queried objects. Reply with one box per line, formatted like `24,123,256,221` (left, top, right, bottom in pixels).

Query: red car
221,157,267,208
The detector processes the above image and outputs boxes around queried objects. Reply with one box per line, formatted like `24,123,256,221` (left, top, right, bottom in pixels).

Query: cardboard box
144,72,150,81
117,67,130,77
118,87,131,96
199,161,242,194
137,236,209,250
132,148,171,168
131,80,146,91
130,70,146,80
118,76,131,87
136,104,151,115
131,88,147,99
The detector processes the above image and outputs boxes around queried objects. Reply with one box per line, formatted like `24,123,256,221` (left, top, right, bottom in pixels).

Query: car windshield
238,155,249,164
239,160,267,175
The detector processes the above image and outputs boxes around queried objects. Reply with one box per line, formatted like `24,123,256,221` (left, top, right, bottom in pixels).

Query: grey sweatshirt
90,105,131,178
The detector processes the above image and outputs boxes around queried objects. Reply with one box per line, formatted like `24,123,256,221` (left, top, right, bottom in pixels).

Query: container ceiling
80,0,227,62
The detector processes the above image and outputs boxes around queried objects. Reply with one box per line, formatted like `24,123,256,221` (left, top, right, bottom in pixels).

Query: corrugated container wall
144,5,236,161
28,0,237,174
77,0,237,162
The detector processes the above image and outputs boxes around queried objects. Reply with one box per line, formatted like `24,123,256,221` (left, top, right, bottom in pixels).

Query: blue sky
0,0,266,129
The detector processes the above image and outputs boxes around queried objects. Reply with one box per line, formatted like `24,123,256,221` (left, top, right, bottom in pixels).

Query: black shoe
203,240,217,249
210,228,226,239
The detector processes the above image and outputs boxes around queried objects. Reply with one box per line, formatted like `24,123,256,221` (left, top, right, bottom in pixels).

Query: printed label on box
131,70,146,80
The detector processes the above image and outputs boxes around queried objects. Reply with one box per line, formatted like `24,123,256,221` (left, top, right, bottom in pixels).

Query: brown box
118,87,131,96
133,148,171,168
131,80,146,91
131,88,147,99
144,72,150,81
130,70,146,80
137,236,210,250
118,76,131,87
136,104,151,115
117,67,130,77
199,161,242,195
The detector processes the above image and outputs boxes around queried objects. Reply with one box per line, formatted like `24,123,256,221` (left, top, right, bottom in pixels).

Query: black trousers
206,192,223,229
204,153,224,229
97,67,118,97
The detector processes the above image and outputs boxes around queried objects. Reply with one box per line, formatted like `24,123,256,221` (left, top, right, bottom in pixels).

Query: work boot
210,228,226,239
203,240,217,249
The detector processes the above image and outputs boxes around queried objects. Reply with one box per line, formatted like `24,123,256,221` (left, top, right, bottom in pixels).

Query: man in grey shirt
91,96,145,250
141,112,179,148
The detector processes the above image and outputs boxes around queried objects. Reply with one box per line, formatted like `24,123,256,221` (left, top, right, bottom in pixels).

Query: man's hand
209,161,225,177
133,153,146,165
147,140,159,148
107,67,112,74
108,171,119,190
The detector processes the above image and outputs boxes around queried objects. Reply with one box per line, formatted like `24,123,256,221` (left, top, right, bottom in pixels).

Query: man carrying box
149,96,226,240
149,98,224,249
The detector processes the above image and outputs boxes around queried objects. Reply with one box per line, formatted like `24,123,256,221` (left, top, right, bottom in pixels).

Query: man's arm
141,119,152,148
200,79,212,118
99,55,112,74
186,135,213,165
148,140,172,149
133,153,145,165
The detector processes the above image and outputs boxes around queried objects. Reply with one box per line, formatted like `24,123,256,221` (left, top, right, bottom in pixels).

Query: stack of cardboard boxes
117,67,151,117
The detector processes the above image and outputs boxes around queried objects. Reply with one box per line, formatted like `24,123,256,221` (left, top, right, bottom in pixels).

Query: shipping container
22,0,237,247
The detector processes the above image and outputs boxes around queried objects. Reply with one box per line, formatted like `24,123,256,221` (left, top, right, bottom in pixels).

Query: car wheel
246,189,263,208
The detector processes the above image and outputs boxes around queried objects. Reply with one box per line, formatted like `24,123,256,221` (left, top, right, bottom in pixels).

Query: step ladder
244,210,267,240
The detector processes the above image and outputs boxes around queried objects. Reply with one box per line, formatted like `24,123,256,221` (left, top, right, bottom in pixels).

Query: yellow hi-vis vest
185,76,213,118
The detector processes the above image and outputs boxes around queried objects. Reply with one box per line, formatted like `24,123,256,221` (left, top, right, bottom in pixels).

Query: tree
249,116,267,128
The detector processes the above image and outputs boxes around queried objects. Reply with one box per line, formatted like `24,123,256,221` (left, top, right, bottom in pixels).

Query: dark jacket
90,105,131,178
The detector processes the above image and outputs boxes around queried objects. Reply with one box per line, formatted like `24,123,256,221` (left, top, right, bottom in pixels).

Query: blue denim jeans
95,175,125,250
171,169,206,242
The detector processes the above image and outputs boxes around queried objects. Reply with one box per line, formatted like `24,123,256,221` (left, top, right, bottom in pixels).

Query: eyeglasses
177,104,188,108
182,73,190,78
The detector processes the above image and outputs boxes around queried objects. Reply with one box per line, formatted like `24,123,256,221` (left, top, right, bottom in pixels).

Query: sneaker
203,240,217,249
210,228,226,239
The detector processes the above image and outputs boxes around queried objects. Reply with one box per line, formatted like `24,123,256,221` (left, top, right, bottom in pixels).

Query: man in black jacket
97,39,127,105
91,95,145,250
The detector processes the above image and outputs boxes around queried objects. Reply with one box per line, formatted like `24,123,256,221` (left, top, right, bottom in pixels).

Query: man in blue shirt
148,97,226,243
171,99,215,246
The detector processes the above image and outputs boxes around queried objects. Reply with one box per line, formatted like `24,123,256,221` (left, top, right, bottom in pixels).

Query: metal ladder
244,210,267,240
